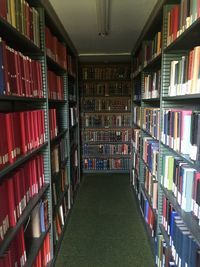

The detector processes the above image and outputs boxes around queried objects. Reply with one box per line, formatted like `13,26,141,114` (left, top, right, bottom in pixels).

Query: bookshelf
0,0,78,266
80,63,131,173
131,0,200,266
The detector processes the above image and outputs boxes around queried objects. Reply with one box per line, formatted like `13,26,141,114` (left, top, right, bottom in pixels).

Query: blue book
40,201,45,233
0,39,5,95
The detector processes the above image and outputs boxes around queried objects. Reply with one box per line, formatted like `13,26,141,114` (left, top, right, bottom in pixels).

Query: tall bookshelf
80,63,132,173
0,0,79,266
131,0,200,266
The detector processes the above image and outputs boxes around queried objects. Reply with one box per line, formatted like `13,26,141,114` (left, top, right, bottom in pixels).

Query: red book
173,5,180,41
5,113,15,164
19,52,26,96
0,0,7,19
6,177,17,227
0,183,5,243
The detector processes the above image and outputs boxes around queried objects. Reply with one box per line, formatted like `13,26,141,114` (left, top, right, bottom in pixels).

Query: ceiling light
96,0,110,37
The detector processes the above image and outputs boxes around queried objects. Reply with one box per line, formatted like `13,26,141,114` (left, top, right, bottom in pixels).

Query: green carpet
55,174,155,267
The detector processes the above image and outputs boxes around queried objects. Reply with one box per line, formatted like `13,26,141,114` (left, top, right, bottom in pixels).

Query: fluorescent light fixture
96,0,110,36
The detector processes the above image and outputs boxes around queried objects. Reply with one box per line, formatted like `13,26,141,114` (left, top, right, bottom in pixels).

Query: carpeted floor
55,173,155,267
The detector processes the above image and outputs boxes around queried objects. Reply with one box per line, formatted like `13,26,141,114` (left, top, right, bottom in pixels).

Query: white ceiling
49,0,157,60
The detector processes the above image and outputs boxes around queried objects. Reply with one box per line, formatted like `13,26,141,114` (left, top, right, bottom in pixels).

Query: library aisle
55,174,154,267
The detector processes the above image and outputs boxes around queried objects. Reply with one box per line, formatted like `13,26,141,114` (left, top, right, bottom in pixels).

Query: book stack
133,107,141,127
49,109,57,140
82,129,130,142
142,137,159,178
0,38,43,97
143,70,161,99
0,110,45,169
132,128,140,152
162,203,200,267
166,2,200,46
161,154,200,218
83,158,130,170
67,54,76,77
47,70,64,100
82,98,131,112
143,32,162,66
51,145,60,174
53,194,68,244
133,78,141,101
168,46,200,96
52,168,69,207
132,152,140,192
140,189,156,238
0,154,45,242
83,143,130,156
161,109,200,162
132,47,143,75
84,114,131,128
45,26,67,70
143,108,160,139
144,166,158,209
0,0,40,47
33,232,51,267
82,65,130,80
70,106,78,127
156,234,174,266
0,226,26,266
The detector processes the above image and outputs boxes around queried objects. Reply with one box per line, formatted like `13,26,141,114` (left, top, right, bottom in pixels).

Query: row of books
169,46,200,96
166,2,200,47
49,109,57,140
67,55,76,78
82,82,131,97
132,128,140,152
0,154,45,243
82,144,130,156
133,78,141,101
68,82,77,102
0,226,26,267
70,106,78,127
161,109,200,162
82,98,131,112
132,47,143,75
144,167,158,210
132,168,140,194
53,194,68,246
83,158,130,170
144,70,161,99
84,114,131,128
0,38,43,97
0,198,50,267
82,129,131,142
81,66,131,80
132,151,140,175
156,234,174,267
45,26,67,70
0,0,40,47
161,154,200,217
133,106,141,127
47,70,64,100
162,202,199,267
140,189,156,238
143,108,160,140
51,141,68,175
33,233,51,267
142,137,159,178
52,168,69,206
0,110,45,170
143,32,162,66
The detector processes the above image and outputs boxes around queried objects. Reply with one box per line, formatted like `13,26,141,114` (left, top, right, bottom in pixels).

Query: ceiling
49,0,157,61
